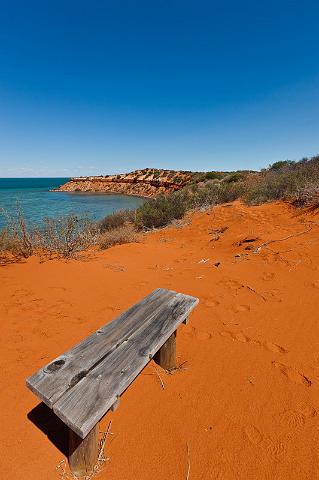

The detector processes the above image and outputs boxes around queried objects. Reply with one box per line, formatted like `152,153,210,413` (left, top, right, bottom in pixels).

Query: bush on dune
134,191,189,229
34,215,99,257
0,207,33,258
98,224,139,249
243,155,319,205
2,154,319,262
99,209,135,232
187,181,243,209
0,209,99,259
0,228,29,258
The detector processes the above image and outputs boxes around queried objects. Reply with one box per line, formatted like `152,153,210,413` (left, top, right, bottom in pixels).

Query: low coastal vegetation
1,155,319,262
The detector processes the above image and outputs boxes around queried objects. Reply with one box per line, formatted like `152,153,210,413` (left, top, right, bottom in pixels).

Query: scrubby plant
223,172,245,183
204,171,224,181
0,228,26,258
0,205,34,258
186,181,243,209
98,224,139,249
3,154,319,264
134,191,189,229
243,155,319,205
268,160,295,171
99,209,135,232
34,214,99,258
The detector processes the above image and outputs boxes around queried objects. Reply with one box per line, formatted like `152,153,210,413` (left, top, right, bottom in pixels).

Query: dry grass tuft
56,421,113,480
98,224,139,249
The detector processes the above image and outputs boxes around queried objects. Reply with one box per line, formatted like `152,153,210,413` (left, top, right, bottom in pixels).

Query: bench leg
154,331,176,371
68,423,99,476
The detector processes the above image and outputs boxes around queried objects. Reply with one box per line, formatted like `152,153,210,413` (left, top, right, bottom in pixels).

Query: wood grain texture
26,288,199,439
154,331,177,371
26,288,176,407
54,292,198,438
68,424,99,476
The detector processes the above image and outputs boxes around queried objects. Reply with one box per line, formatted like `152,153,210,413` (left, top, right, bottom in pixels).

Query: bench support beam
68,424,99,476
154,331,176,371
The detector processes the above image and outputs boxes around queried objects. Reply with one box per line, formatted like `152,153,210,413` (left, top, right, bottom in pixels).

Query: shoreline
50,189,150,199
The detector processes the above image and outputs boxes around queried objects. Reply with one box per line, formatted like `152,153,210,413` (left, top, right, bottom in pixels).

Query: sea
0,178,145,229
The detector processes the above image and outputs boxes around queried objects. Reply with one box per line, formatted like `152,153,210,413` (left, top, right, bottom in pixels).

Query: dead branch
244,285,267,301
253,227,313,254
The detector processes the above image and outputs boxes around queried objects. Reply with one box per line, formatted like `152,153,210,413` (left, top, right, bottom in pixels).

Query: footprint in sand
233,332,250,343
220,331,288,354
272,361,312,386
301,405,317,418
312,352,319,369
264,342,288,354
261,272,275,281
220,330,249,342
259,289,282,303
196,330,212,340
183,325,212,341
204,299,220,308
244,427,288,459
277,410,306,429
203,462,235,480
219,279,241,290
233,304,250,313
265,439,287,458
244,425,263,445
13,288,31,297
276,405,317,440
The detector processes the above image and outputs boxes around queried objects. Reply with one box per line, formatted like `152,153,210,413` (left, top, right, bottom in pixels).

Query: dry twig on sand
244,285,267,302
253,227,313,254
186,443,191,480
153,364,165,390
98,420,112,464
166,361,188,375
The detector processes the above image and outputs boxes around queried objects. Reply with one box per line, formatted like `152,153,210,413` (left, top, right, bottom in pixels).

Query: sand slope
1,201,319,479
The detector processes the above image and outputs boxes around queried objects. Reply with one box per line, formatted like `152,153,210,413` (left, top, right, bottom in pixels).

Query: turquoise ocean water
0,178,145,229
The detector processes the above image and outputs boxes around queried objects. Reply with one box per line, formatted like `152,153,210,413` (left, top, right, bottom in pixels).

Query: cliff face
53,168,199,197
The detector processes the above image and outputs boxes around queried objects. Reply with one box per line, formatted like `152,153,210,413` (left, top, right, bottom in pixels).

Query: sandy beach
1,200,319,479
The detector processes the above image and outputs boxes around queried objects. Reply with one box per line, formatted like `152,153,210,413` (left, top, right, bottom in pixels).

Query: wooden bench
26,288,198,476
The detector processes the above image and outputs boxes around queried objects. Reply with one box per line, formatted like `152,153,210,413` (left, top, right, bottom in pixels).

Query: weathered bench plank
27,288,177,407
53,293,198,438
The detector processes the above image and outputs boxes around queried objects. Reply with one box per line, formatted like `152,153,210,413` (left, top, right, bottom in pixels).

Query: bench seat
27,288,198,438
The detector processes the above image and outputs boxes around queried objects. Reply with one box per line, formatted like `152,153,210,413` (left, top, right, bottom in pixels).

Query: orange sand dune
1,201,319,479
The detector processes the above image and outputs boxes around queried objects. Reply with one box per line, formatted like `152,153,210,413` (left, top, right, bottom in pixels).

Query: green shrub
135,191,189,229
243,155,319,205
268,160,295,171
185,181,243,209
223,172,245,183
204,171,224,181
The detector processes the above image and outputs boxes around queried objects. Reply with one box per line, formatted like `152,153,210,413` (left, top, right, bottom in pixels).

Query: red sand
1,201,319,479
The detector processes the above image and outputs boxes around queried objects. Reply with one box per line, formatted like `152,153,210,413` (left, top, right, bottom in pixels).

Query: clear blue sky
0,0,318,177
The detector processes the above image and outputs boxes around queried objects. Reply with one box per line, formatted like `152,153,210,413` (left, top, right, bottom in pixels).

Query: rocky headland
52,168,200,197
